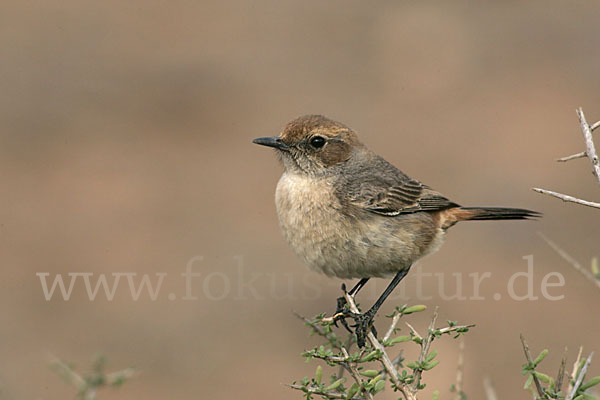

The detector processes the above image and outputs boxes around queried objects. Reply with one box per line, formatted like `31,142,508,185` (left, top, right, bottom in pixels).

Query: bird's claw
331,295,377,347
351,310,377,348
332,296,354,333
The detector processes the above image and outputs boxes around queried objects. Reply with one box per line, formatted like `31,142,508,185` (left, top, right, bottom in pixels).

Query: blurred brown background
1,1,599,399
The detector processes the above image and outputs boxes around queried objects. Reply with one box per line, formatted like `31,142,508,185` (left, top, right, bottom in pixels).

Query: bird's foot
332,284,355,332
351,309,378,348
331,284,377,347
332,296,355,333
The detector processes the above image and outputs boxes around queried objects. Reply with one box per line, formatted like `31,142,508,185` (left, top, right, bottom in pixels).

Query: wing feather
336,154,458,217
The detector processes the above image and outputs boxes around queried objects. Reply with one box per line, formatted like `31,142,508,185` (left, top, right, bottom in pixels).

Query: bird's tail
454,207,540,221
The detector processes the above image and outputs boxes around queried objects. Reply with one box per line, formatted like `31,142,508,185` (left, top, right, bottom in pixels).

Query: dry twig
568,347,584,395
566,352,594,400
534,107,600,208
577,108,600,185
287,383,359,399
383,312,403,342
538,232,600,290
532,188,600,209
483,377,499,400
555,348,568,396
520,335,547,399
557,112,599,162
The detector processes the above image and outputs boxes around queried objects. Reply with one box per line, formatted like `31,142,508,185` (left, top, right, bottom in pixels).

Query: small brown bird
253,115,538,346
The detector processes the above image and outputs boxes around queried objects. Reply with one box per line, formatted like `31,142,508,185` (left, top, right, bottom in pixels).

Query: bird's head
253,115,362,175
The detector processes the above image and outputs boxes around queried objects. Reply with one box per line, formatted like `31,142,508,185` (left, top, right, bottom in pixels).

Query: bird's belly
275,173,442,279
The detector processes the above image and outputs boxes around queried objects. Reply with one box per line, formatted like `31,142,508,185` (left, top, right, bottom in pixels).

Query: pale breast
274,172,443,279
275,173,346,275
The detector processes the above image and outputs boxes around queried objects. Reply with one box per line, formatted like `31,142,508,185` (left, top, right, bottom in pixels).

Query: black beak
252,136,289,150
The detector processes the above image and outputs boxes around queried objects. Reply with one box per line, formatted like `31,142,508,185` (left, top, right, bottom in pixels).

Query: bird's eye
310,136,326,148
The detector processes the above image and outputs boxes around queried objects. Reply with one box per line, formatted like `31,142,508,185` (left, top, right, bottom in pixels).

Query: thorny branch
297,294,473,400
531,188,600,209
568,347,584,395
341,290,417,400
411,310,438,391
520,335,547,399
287,383,360,399
577,108,600,186
534,107,600,208
566,352,594,400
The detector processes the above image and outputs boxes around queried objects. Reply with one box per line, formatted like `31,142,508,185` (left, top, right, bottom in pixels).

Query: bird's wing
339,156,458,217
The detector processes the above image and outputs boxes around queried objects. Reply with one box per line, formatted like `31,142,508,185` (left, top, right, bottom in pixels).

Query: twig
454,340,465,400
520,334,547,399
287,384,359,399
337,335,355,379
379,351,404,384
577,108,600,185
557,118,599,162
483,377,499,400
405,315,473,395
294,311,328,336
294,311,344,349
105,368,136,384
568,347,584,395
538,232,600,289
341,347,375,400
50,357,87,390
555,348,568,396
412,309,439,392
566,352,594,400
405,322,422,343
383,312,403,342
49,355,135,400
532,188,600,209
535,108,600,208
437,324,476,336
342,291,417,400
557,151,587,162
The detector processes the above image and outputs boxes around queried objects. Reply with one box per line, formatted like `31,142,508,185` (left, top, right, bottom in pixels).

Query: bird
253,114,539,347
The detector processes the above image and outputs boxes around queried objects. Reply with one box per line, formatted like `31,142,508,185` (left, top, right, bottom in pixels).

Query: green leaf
533,371,552,384
423,359,440,371
432,390,440,400
533,349,548,366
403,305,427,314
346,383,359,399
389,335,412,345
406,361,420,370
359,350,380,363
315,365,322,385
426,350,438,363
373,380,385,393
360,370,379,378
524,375,533,389
367,375,382,386
325,378,345,391
580,376,600,391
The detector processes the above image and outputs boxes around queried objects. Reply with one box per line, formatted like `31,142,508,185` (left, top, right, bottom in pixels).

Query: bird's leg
353,268,410,347
333,278,369,332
